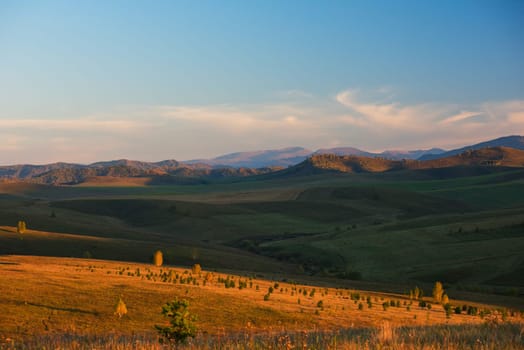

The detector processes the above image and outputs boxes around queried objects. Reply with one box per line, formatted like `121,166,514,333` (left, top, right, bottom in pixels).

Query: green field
1,167,523,301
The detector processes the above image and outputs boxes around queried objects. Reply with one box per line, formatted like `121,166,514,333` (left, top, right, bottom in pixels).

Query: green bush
443,303,453,318
155,299,197,345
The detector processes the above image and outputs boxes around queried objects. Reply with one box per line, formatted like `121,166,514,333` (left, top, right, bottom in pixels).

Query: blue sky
1,1,523,164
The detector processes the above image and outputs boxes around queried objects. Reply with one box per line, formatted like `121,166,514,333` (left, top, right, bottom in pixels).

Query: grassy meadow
1,168,523,288
0,255,522,349
0,167,523,348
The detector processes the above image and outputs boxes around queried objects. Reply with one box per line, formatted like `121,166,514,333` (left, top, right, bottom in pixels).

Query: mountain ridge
1,135,523,185
281,146,524,176
183,147,313,168
418,135,524,160
1,146,523,186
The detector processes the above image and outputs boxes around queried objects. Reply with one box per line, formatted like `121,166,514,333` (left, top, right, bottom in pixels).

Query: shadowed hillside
278,147,524,176
419,135,524,160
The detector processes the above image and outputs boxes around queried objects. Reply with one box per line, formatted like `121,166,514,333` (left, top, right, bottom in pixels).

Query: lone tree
114,296,128,318
433,281,445,303
153,250,163,267
409,286,423,300
17,221,26,234
191,263,201,275
155,299,197,345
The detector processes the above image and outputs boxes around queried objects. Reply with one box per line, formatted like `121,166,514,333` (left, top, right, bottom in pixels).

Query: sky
0,0,523,164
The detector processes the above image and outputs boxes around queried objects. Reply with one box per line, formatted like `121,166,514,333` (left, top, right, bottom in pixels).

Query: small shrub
155,299,197,345
191,264,201,274
358,302,363,310
443,303,452,318
410,286,423,300
114,297,128,318
433,281,444,303
17,221,26,234
467,306,478,316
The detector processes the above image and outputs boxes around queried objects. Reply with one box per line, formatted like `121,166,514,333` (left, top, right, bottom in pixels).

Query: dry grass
76,176,153,187
1,323,523,349
0,255,522,349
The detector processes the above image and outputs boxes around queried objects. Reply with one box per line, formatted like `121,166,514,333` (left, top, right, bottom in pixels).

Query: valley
1,146,524,348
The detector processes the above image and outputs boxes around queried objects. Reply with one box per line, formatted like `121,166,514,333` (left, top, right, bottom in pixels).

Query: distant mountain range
313,147,445,161
1,135,523,185
282,146,524,176
183,135,524,168
184,147,312,168
182,146,446,168
418,135,524,160
0,161,280,185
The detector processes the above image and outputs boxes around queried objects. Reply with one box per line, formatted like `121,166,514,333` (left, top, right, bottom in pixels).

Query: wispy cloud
334,88,524,148
439,111,482,125
0,134,27,151
335,89,448,130
0,118,149,131
158,104,318,134
1,89,523,164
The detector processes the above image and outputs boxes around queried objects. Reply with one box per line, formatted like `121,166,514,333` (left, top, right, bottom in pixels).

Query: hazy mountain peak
183,147,313,168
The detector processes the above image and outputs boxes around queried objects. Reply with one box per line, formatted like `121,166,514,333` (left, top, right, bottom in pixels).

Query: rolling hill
419,135,524,160
2,254,521,349
1,135,523,186
314,147,445,160
0,162,281,186
279,147,524,176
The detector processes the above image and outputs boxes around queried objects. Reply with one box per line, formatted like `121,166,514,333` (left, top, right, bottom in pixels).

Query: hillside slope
419,135,524,160
315,147,445,160
281,147,524,176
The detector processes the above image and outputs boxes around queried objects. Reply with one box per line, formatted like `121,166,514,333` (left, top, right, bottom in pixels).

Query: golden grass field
1,250,523,349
